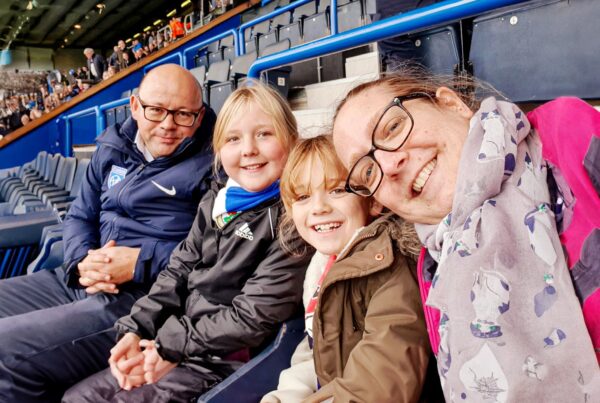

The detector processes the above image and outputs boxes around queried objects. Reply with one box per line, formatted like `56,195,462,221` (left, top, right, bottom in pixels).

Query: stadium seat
271,11,292,30
26,224,64,274
106,108,116,127
0,209,59,278
197,317,305,403
47,158,90,217
409,25,461,75
302,12,330,43
190,66,207,87
278,21,302,47
206,60,232,114
261,40,292,97
470,0,600,101
257,32,278,55
253,19,271,36
293,1,317,21
337,0,364,33
115,107,128,125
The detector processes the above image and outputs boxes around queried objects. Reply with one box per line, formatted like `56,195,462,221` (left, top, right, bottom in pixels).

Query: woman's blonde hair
279,135,357,254
212,80,298,173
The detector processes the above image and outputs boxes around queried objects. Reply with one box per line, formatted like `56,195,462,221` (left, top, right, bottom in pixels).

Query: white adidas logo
235,222,254,241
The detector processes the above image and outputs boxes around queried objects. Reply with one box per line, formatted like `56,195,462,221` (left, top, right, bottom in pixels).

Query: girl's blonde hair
212,80,298,172
279,135,355,254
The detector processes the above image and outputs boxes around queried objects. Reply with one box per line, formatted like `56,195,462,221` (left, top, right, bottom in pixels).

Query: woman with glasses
332,66,600,402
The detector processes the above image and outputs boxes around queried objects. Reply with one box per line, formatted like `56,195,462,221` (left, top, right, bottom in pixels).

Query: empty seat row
190,39,293,114
0,152,90,218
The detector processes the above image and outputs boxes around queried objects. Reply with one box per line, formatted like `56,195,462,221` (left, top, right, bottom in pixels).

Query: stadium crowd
0,13,192,137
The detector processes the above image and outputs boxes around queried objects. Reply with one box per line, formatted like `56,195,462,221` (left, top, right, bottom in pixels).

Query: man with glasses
0,64,216,402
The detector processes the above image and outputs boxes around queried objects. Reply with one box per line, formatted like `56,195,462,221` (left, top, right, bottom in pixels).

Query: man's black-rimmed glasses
136,96,203,127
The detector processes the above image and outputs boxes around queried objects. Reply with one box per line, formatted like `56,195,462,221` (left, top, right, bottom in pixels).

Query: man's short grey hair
83,48,94,55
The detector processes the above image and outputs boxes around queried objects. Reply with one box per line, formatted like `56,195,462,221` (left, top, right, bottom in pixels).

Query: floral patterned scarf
415,98,599,402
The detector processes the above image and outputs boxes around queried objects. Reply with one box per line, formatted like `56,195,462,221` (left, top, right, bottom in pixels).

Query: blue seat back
470,0,600,101
198,317,305,403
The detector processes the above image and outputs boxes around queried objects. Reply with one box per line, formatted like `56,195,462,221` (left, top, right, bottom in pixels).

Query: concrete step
345,51,379,78
293,108,333,139
303,73,379,110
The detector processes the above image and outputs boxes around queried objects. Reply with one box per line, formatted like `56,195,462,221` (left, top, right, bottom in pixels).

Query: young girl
63,82,311,403
262,135,433,403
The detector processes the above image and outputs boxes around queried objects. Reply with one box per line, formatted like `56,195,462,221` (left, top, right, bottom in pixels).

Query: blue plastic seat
197,317,305,403
470,0,600,101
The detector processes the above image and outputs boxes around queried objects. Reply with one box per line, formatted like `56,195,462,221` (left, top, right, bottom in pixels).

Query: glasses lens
173,111,195,127
144,106,167,122
373,105,413,151
348,156,382,196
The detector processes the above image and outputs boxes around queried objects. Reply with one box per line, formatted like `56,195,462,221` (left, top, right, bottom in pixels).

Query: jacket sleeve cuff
132,241,157,284
155,315,189,363
63,254,88,287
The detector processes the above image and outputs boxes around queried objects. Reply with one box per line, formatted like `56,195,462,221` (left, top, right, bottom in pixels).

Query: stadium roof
0,0,190,51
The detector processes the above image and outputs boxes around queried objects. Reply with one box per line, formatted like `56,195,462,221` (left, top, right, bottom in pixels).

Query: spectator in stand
169,16,185,40
155,32,164,49
121,51,131,69
117,40,131,69
30,107,43,120
20,113,30,126
108,46,120,70
7,99,22,131
83,48,106,83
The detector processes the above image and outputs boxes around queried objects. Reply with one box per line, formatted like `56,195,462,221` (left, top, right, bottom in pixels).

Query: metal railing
248,0,528,78
62,0,531,157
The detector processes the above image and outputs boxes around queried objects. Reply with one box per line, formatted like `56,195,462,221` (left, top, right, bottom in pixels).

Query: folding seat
260,40,292,98
34,157,76,201
0,210,59,278
470,0,600,101
293,1,317,22
49,159,90,217
231,51,258,86
337,0,363,33
271,12,291,31
125,106,131,119
206,41,224,65
106,108,116,127
245,38,257,54
406,24,461,76
257,31,278,55
219,35,236,62
205,60,232,114
302,11,330,43
115,107,128,125
26,224,64,274
253,19,271,37
197,317,305,403
190,65,207,87
278,21,302,47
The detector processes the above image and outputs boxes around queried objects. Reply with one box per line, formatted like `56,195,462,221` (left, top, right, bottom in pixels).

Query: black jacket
115,184,310,363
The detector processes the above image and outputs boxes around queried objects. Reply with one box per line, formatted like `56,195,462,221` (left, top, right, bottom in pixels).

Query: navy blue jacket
63,108,216,288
